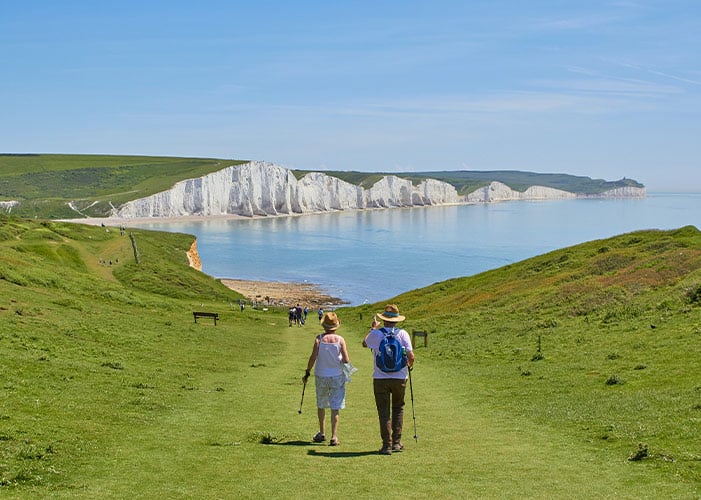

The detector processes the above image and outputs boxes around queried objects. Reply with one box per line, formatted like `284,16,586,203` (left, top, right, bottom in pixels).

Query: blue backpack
375,327,407,373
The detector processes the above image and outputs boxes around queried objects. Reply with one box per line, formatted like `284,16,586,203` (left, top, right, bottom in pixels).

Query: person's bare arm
339,337,350,363
407,350,415,368
362,315,381,347
303,338,320,382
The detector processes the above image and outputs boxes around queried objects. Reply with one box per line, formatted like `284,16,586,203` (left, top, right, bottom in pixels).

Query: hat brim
377,313,405,322
321,322,340,330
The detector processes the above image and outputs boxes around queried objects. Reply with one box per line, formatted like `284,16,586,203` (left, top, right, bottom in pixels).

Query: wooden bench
412,330,428,347
193,311,219,325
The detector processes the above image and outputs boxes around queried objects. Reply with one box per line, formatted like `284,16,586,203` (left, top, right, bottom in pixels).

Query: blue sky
1,1,700,191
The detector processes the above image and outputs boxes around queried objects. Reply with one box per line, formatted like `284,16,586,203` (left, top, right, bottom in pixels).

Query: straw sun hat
377,304,406,322
320,311,341,331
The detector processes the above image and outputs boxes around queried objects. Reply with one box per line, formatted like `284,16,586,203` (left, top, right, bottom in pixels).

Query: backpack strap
379,327,396,336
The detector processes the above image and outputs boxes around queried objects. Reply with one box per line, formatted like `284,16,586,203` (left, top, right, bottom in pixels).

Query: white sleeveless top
315,335,343,377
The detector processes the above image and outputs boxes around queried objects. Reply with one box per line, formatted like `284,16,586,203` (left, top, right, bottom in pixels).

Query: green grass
0,154,246,218
0,216,698,498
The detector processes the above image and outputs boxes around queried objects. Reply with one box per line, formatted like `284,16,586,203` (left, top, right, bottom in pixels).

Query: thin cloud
536,76,681,97
607,60,701,86
534,14,623,31
285,90,656,118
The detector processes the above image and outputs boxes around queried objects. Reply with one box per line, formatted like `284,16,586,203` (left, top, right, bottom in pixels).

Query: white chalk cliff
112,161,646,219
0,201,18,213
466,182,578,203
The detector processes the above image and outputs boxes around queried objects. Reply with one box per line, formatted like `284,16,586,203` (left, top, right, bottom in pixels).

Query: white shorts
314,374,346,410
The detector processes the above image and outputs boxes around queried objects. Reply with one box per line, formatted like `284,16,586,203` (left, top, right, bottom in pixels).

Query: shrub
687,284,701,304
628,443,648,461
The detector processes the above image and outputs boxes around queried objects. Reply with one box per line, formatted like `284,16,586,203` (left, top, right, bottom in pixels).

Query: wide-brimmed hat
320,311,341,331
377,304,405,322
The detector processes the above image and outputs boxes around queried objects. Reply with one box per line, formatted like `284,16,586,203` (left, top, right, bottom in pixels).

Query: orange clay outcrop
186,239,202,271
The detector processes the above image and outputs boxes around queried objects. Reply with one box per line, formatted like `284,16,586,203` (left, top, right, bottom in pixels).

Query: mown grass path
44,313,690,499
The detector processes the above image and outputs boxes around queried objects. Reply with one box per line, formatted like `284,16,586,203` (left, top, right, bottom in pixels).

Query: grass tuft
605,375,624,386
250,431,285,445
629,443,649,461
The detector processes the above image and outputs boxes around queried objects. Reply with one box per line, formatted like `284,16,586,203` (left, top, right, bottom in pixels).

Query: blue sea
132,193,701,306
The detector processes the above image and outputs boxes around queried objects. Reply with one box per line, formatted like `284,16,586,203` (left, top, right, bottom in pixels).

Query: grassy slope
0,217,698,498
0,154,246,218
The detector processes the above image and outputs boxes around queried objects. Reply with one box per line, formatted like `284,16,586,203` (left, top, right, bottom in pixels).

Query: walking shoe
312,432,325,443
379,446,392,455
392,443,404,452
329,437,340,446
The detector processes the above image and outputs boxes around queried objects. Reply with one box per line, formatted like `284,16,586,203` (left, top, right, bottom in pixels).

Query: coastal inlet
188,239,345,308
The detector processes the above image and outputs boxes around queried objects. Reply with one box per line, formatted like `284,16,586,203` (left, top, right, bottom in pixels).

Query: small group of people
302,304,415,455
288,304,312,327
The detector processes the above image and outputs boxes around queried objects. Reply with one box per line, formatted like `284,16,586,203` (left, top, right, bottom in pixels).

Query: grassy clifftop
300,168,644,195
0,219,698,497
0,154,245,218
0,154,643,219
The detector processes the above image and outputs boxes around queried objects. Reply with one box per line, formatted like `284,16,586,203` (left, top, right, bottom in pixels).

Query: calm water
132,193,701,305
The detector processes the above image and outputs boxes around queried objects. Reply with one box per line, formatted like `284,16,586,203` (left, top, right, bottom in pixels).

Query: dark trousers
373,378,406,447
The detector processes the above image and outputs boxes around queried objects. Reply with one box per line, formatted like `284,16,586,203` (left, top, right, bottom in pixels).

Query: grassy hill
0,154,643,220
0,154,245,219
1,218,698,498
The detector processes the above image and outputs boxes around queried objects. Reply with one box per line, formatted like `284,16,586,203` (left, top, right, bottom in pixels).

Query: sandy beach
219,278,346,307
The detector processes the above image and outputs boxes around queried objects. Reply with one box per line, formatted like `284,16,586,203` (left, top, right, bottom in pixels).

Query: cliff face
186,240,202,271
0,201,18,213
114,161,462,218
113,161,646,219
580,186,647,198
466,181,579,203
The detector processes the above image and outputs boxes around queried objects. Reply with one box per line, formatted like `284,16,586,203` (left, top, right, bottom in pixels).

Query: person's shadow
268,440,378,457
307,449,379,458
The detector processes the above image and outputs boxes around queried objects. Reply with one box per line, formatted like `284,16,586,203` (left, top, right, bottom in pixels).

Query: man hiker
362,304,414,455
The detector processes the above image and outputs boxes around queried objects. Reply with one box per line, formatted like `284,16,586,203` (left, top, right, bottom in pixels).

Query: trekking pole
298,378,307,414
408,366,418,442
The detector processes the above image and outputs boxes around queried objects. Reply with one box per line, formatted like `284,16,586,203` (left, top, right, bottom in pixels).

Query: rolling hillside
0,154,245,218
0,218,697,497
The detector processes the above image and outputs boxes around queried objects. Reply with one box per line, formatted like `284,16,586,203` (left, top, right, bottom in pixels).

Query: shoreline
58,204,464,227
58,189,648,228
59,213,253,226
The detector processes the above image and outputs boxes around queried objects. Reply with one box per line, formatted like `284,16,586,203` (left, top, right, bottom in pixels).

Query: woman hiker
302,311,350,446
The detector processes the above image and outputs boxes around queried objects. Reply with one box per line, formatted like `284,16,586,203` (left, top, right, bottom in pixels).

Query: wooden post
412,330,428,347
